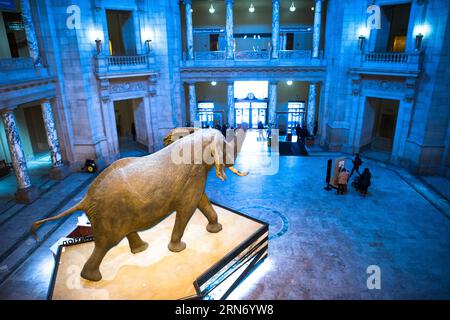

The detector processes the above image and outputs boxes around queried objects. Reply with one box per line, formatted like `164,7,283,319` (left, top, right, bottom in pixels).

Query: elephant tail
30,197,86,240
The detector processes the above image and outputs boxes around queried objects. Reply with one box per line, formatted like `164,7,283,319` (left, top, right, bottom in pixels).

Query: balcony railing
234,50,270,60
95,53,155,77
194,51,226,60
0,57,34,71
357,51,423,72
182,49,326,67
107,55,149,66
0,57,49,85
279,50,312,59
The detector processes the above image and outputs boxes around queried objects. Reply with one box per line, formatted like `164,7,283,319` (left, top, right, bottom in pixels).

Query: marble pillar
188,83,197,125
41,100,70,179
271,0,280,59
312,0,322,59
225,0,234,59
227,82,235,127
1,109,38,203
268,82,278,125
307,83,317,133
184,0,194,60
20,0,42,67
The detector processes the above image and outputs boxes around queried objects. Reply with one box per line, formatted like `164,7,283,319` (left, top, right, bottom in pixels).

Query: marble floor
0,131,449,299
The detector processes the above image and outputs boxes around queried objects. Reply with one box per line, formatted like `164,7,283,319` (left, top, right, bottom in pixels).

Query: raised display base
48,203,268,300
49,165,71,180
15,186,39,204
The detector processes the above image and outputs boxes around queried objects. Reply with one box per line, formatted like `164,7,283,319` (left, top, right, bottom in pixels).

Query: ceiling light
290,2,296,12
287,80,293,86
209,4,215,14
211,81,217,86
249,3,255,13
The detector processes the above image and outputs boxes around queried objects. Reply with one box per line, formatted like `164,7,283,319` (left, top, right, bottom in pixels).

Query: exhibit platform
48,203,268,300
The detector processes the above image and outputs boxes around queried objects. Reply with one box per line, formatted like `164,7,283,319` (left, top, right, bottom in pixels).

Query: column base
49,165,71,180
15,186,39,204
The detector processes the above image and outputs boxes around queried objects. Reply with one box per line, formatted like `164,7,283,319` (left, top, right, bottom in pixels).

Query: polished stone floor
0,131,449,299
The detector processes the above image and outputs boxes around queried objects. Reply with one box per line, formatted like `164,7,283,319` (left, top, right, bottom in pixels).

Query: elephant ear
163,127,200,146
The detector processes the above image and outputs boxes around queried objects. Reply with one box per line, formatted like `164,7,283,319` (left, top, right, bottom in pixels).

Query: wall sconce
209,4,215,14
211,81,217,86
286,80,293,86
415,33,423,51
249,3,255,13
290,2,296,12
145,39,152,53
358,35,366,51
95,39,102,54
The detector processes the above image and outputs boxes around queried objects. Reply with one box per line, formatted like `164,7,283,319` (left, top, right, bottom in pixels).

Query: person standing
358,168,372,196
337,168,349,195
349,153,362,178
258,121,265,141
131,122,136,141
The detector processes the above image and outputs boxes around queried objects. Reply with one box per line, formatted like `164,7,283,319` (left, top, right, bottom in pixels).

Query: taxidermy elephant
31,127,248,281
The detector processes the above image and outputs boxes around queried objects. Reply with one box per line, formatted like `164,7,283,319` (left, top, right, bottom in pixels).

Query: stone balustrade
0,58,49,85
194,51,226,61
95,53,156,77
357,51,423,73
234,50,270,60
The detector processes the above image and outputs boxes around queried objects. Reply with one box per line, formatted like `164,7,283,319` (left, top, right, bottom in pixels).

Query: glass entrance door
235,101,267,128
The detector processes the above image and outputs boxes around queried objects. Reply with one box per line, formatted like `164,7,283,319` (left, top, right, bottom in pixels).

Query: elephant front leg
198,193,223,233
168,209,195,253
127,232,149,254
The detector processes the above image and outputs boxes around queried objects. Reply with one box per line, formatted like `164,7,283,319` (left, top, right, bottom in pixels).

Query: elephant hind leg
168,208,196,252
198,193,222,233
127,232,149,254
81,244,111,282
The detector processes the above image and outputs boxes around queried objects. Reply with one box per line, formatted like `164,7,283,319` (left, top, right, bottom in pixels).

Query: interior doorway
106,10,136,56
113,99,148,157
234,81,269,128
235,101,267,128
375,3,411,52
360,98,399,159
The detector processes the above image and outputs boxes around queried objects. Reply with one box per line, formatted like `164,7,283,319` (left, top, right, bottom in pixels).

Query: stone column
183,0,194,60
227,82,235,127
307,83,317,133
271,0,280,59
312,0,322,58
1,109,38,203
188,83,197,125
225,0,234,59
268,82,278,125
20,0,42,67
41,100,69,179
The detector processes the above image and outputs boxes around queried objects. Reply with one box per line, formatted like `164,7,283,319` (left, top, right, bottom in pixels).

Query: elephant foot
206,222,222,233
130,241,149,254
81,266,102,282
168,241,186,252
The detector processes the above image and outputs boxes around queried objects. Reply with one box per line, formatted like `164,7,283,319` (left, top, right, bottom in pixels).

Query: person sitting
337,167,349,195
357,168,371,196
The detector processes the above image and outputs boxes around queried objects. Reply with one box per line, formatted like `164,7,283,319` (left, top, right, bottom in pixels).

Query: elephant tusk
215,162,226,181
229,166,249,177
